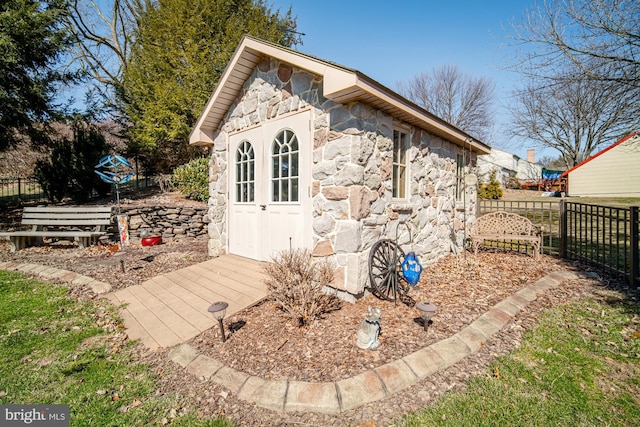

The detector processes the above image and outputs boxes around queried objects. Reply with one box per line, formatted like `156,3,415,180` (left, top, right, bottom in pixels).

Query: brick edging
0,261,112,294
169,270,592,414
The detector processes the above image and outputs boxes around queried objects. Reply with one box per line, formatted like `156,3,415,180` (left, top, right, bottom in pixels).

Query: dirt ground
0,193,619,426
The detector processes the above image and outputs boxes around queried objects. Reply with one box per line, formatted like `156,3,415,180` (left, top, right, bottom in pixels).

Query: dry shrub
263,249,342,326
154,174,174,192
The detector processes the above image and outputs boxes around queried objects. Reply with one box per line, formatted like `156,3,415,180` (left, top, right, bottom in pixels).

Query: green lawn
399,291,640,426
2,270,639,426
0,270,231,426
564,197,640,208
501,191,640,209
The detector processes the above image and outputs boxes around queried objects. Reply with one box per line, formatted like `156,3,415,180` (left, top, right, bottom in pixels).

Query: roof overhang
190,36,491,155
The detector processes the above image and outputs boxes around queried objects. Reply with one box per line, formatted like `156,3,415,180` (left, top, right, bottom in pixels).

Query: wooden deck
105,254,268,349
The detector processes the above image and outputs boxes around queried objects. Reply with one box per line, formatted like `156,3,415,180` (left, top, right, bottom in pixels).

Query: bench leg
533,242,541,260
74,236,90,249
8,236,27,252
471,240,480,256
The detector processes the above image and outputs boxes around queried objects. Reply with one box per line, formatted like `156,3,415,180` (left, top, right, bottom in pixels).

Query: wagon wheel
368,239,410,301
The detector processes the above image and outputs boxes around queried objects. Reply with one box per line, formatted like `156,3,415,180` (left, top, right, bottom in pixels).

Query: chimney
527,149,535,163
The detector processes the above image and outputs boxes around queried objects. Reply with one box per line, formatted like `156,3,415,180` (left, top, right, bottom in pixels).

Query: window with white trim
235,140,255,203
392,129,409,199
271,129,299,202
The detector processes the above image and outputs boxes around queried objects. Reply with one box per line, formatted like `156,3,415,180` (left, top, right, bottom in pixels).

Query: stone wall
121,206,209,240
206,58,478,300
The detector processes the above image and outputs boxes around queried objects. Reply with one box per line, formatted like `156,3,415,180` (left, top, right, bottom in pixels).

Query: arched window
271,129,299,202
235,140,254,202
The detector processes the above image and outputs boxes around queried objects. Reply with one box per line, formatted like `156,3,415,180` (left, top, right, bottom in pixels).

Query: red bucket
141,234,162,246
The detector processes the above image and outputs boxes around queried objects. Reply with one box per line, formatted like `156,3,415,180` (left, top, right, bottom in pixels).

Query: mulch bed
0,235,210,292
152,252,610,427
189,251,579,383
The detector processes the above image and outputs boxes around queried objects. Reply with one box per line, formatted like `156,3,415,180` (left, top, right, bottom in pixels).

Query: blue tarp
542,168,563,179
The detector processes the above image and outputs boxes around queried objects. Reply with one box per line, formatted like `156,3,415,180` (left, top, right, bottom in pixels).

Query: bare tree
397,65,496,142
507,0,639,167
64,0,148,107
509,65,638,168
538,154,566,170
509,0,639,89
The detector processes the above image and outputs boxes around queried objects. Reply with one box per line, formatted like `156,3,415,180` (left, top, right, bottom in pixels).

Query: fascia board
348,76,491,155
190,36,492,154
188,39,251,146
562,131,639,177
322,67,359,96
189,37,343,146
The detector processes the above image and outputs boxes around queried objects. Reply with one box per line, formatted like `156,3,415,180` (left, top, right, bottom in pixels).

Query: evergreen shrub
478,170,504,199
171,157,209,202
35,120,111,203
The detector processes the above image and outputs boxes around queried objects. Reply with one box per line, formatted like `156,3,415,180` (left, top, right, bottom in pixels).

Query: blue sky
269,0,546,159
61,0,550,160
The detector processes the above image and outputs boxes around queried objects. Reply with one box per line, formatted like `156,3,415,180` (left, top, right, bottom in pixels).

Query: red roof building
561,132,640,197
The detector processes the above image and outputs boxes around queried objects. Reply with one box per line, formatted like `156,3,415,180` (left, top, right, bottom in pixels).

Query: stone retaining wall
120,206,209,240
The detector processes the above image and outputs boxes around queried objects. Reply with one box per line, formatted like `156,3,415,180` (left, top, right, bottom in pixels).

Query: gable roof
561,131,640,177
189,35,491,155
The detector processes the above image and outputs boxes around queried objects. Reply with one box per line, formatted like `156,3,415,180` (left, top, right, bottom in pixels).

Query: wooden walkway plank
127,285,201,340
189,258,268,288
113,288,182,348
159,270,262,318
162,269,245,305
142,275,212,329
174,267,264,303
189,266,266,292
214,254,268,274
105,254,269,349
117,308,160,350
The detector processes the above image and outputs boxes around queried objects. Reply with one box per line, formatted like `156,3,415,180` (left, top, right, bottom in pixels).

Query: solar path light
415,302,437,332
208,301,229,343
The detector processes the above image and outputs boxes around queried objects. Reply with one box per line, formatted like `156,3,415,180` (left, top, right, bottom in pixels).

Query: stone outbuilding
190,36,491,300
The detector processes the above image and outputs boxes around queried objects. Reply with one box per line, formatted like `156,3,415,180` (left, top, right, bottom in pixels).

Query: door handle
260,205,266,210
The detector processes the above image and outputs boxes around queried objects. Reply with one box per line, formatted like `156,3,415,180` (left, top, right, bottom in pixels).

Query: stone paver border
0,261,112,294
168,270,594,414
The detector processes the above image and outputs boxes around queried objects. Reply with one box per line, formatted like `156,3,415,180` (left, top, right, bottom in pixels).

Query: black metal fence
0,177,46,206
561,202,639,295
478,199,639,295
0,176,156,207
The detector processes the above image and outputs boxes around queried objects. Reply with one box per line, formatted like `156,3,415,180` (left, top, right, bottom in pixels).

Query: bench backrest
22,206,113,231
471,211,536,236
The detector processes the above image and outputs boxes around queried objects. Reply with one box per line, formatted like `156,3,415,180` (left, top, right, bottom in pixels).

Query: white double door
228,111,312,261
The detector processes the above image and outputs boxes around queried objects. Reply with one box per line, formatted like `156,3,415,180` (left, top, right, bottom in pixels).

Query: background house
190,36,491,300
561,132,640,197
476,147,541,188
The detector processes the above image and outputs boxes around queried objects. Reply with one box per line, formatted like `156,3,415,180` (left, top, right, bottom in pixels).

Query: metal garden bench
0,206,113,252
469,211,541,260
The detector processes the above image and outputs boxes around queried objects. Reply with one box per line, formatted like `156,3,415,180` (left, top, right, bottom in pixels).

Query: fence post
630,206,639,295
559,199,567,259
